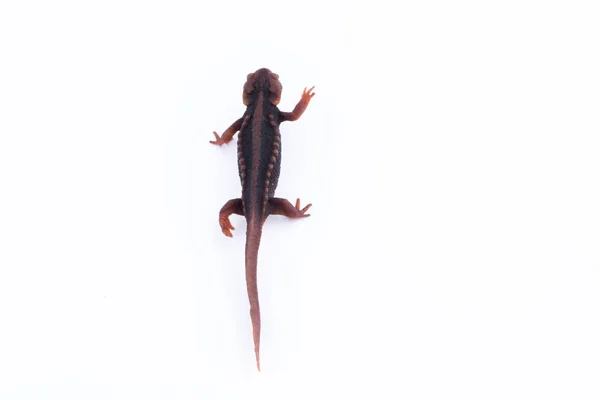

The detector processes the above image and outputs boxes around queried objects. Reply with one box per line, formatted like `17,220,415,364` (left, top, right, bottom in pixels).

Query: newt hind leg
269,198,312,218
219,198,244,237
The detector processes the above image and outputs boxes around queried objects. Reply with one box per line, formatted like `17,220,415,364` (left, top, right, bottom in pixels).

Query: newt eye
247,73,254,80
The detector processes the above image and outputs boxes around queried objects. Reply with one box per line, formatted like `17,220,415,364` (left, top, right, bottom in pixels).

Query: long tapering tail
245,218,263,371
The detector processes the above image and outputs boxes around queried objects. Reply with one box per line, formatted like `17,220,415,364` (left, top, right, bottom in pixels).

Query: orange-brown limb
279,87,315,122
218,198,244,237
210,117,243,146
269,197,312,218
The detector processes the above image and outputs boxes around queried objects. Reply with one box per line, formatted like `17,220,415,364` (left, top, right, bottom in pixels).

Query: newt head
243,68,282,106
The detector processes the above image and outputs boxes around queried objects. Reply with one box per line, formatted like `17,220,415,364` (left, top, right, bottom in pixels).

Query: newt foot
295,198,312,217
219,215,235,237
210,132,228,146
301,86,316,105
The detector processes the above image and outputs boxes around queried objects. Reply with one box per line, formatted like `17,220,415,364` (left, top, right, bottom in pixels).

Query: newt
210,68,315,371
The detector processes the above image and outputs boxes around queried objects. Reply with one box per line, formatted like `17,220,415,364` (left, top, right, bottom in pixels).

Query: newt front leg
279,87,315,122
210,117,243,146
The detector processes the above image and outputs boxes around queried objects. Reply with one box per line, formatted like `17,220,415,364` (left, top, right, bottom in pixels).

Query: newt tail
210,68,315,371
245,218,262,371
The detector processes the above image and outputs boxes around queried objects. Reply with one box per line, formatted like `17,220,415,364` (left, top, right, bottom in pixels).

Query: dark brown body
210,68,315,371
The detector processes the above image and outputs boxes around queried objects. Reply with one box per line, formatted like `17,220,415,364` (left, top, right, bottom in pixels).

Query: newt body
210,68,315,371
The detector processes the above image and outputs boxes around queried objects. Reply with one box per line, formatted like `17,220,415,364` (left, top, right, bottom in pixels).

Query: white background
1,0,599,398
